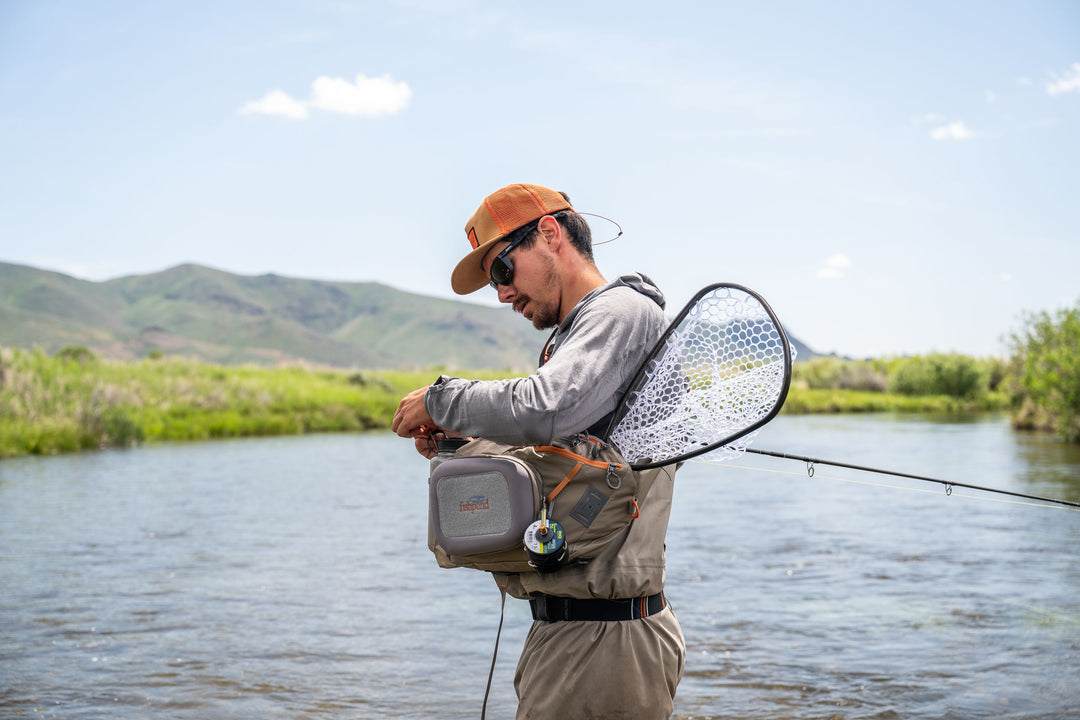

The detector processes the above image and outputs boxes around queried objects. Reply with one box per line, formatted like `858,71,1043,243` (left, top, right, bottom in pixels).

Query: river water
1,414,1077,719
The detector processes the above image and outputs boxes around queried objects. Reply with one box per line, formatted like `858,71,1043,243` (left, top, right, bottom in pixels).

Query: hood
605,272,666,311
558,272,666,332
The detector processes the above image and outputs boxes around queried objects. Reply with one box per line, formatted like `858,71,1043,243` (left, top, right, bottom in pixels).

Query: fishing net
607,283,794,469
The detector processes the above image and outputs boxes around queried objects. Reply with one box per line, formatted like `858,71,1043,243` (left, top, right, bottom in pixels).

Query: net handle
604,282,793,470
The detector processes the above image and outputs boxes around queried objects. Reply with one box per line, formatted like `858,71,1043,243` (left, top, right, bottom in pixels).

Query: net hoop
606,283,793,470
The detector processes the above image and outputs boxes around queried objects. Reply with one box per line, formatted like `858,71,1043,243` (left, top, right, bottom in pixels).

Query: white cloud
930,121,974,141
310,73,412,116
1047,62,1080,96
238,89,309,119
817,252,852,279
239,73,412,120
1000,272,1012,282
985,90,996,104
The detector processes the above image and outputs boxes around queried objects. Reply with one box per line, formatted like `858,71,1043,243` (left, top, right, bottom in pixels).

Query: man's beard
529,302,559,330
518,257,561,330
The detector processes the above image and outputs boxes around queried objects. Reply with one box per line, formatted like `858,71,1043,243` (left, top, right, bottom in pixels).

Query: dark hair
513,191,594,262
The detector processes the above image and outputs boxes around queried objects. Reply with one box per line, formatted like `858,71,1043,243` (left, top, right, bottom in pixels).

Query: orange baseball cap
451,183,573,295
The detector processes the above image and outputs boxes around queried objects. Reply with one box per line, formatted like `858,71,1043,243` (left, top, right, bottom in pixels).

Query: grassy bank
782,387,1007,414
0,346,1013,459
0,346,491,458
786,354,1010,414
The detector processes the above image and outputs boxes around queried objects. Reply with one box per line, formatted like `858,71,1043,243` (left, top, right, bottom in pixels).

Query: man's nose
496,283,515,303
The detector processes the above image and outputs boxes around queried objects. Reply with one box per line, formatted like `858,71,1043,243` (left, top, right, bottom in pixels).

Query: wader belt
529,592,667,622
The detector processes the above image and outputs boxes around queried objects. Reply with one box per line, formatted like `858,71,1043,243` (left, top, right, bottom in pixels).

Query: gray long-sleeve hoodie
424,273,668,444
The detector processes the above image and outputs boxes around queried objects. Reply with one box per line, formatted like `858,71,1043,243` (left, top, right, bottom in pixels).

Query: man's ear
536,214,563,250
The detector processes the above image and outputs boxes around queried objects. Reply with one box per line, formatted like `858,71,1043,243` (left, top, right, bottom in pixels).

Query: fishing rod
743,448,1080,509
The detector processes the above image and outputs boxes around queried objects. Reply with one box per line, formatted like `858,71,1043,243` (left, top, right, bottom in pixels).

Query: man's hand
393,384,469,460
392,385,435,438
413,434,438,459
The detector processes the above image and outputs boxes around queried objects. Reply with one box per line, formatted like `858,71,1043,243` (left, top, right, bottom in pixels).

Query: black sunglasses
488,212,566,289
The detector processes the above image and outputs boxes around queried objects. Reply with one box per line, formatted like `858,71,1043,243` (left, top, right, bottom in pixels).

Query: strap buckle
530,594,571,622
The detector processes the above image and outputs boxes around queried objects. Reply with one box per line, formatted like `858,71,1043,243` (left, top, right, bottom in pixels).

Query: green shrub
55,345,98,365
889,354,987,399
103,408,144,446
1008,303,1080,442
985,356,1009,392
793,357,888,393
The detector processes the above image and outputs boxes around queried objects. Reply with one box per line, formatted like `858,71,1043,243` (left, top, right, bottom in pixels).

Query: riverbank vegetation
1007,303,1080,442
0,346,467,458
2,307,1077,459
787,353,1009,413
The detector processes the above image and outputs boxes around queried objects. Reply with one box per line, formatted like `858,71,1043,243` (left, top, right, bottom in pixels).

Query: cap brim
450,236,504,295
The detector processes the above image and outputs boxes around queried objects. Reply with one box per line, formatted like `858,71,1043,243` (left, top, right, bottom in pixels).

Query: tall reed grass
0,346,486,458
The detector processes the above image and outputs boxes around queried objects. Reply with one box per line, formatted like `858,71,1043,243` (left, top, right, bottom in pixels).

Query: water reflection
1014,428,1080,503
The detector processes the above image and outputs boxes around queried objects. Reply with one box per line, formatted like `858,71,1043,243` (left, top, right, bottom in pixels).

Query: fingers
391,385,434,437
414,435,437,459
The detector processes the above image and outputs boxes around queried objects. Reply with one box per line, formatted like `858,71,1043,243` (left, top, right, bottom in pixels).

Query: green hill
0,262,548,371
0,262,817,370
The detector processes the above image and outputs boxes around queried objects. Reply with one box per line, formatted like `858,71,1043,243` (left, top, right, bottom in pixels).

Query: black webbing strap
529,592,668,622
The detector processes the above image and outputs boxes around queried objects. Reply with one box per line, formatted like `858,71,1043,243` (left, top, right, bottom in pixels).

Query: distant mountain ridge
0,262,816,370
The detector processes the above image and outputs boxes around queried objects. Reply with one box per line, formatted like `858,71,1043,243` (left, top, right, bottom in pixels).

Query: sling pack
428,435,657,573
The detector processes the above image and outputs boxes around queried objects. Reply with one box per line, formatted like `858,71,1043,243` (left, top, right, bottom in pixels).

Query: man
392,183,685,719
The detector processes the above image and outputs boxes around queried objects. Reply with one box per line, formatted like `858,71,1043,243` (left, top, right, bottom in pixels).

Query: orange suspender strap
544,462,582,505
534,444,622,469
534,445,623,505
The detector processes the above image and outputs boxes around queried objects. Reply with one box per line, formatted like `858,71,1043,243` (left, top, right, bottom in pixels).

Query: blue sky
1,1,1077,358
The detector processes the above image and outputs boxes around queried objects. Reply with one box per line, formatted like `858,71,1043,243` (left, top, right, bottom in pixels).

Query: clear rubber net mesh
609,285,794,466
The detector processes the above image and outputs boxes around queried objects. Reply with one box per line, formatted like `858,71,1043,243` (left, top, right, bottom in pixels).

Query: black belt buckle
531,594,571,622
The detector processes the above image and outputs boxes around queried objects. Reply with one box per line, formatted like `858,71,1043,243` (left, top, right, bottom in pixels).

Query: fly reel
522,506,569,574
